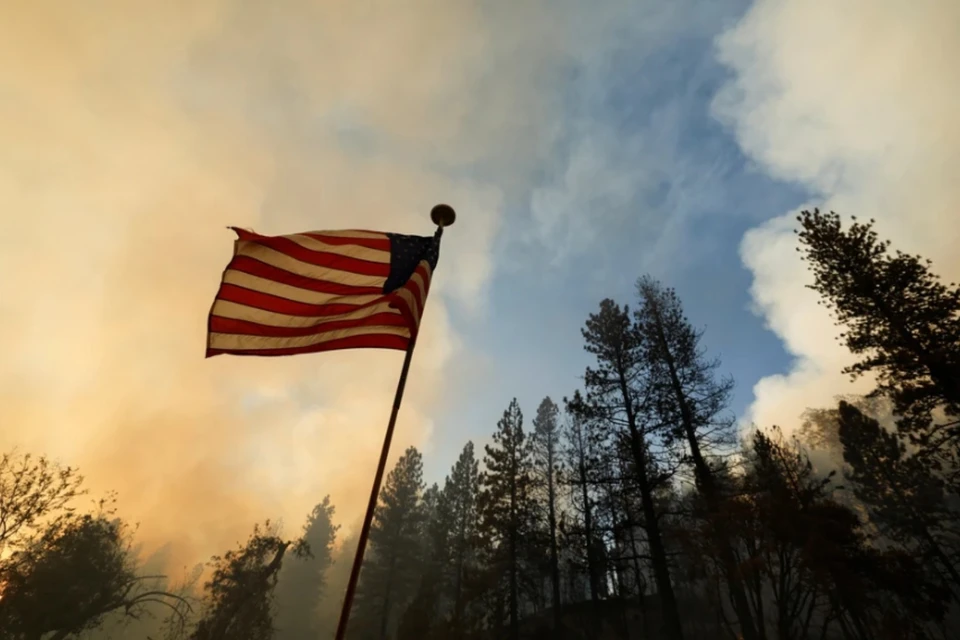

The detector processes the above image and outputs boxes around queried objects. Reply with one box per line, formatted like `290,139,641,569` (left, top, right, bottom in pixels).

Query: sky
1,0,957,570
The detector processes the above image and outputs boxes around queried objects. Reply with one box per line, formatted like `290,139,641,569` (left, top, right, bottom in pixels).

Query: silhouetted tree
274,496,339,640
744,428,836,639
837,401,960,597
0,508,189,640
0,451,85,553
635,276,759,640
442,441,481,637
396,482,448,639
190,521,301,640
315,532,359,637
531,396,564,634
353,446,425,640
797,209,960,443
560,397,605,609
479,399,535,640
573,298,685,640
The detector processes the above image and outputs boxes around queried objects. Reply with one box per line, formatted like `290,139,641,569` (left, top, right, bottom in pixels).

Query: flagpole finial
430,204,456,228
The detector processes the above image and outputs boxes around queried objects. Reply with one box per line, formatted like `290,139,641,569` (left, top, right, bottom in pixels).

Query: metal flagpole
334,205,455,640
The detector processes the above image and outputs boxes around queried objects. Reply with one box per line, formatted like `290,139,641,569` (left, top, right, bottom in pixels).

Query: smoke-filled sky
1,0,957,568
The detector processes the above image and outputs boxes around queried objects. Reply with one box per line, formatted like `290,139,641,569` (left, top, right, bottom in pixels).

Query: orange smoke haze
0,0,568,568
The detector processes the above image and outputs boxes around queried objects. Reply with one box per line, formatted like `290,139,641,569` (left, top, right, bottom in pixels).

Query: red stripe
409,262,431,309
232,227,391,252
302,232,391,252
394,303,417,335
217,283,377,317
228,256,384,296
206,333,410,357
398,284,421,321
209,313,407,337
240,235,390,277
394,262,430,322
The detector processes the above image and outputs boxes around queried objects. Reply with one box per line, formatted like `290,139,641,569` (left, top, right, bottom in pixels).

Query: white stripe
236,242,386,288
209,324,410,351
304,230,389,240
393,288,422,327
410,267,429,304
223,270,382,306
211,299,400,328
286,234,390,264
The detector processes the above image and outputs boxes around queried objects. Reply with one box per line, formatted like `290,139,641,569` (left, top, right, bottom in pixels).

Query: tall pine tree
274,497,339,640
634,276,759,640
531,396,564,634
353,447,425,640
397,483,447,640
797,209,960,442
573,298,685,640
443,441,481,637
837,401,960,597
479,399,535,640
560,395,604,609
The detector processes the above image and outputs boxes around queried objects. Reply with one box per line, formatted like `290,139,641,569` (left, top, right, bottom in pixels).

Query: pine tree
559,397,604,609
797,209,960,442
531,396,564,634
837,401,960,597
191,521,303,640
744,428,835,639
397,483,446,640
479,399,535,640
274,496,339,640
634,276,759,640
353,447,425,640
573,298,685,640
634,276,737,488
443,441,481,637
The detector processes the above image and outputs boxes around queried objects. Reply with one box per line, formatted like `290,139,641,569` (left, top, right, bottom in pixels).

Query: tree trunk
509,462,520,640
618,373,685,640
576,433,601,611
548,464,563,635
653,317,762,640
453,513,468,635
380,554,398,640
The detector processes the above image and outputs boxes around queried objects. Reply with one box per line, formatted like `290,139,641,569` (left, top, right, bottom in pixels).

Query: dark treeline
2,209,959,639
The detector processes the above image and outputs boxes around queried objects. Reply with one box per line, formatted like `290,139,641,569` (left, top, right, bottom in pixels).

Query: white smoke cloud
713,0,960,432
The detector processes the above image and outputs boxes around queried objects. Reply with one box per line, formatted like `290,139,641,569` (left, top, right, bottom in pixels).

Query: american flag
206,227,441,357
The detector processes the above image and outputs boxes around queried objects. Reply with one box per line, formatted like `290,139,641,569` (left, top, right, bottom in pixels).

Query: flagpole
334,205,455,640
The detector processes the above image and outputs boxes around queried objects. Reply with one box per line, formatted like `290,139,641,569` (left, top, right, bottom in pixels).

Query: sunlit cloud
714,0,960,434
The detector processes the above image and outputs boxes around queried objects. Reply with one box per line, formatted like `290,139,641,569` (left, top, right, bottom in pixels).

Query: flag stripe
208,324,410,351
234,227,391,250
393,288,421,329
233,243,386,289
303,229,390,243
409,264,430,309
216,283,378,318
211,298,400,329
210,313,407,338
206,333,410,357
223,270,382,306
229,256,384,297
238,235,391,276
396,261,433,331
286,233,391,264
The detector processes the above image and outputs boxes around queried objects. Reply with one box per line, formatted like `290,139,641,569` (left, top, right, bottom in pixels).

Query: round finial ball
430,204,456,227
